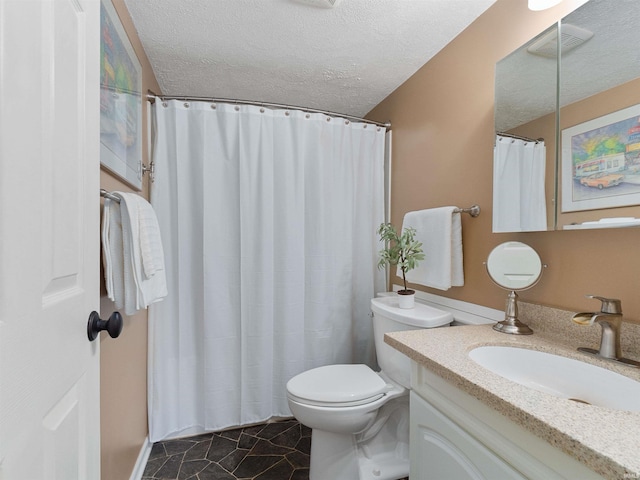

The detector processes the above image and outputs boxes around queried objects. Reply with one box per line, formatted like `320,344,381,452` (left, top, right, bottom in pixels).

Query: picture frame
100,0,143,190
561,104,640,212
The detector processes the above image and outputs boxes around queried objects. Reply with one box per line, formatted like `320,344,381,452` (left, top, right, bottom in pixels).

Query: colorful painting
561,104,640,212
100,0,142,190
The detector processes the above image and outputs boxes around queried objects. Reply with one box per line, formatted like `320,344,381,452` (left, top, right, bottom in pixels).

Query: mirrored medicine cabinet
494,0,640,232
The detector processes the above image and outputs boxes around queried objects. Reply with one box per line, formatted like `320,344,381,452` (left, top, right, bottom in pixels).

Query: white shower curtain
148,100,387,441
493,135,547,232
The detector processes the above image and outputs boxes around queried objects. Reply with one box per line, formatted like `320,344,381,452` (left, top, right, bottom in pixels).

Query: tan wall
368,0,640,324
99,1,162,479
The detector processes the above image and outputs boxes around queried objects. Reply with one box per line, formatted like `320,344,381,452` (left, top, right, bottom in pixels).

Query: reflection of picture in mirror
562,104,640,212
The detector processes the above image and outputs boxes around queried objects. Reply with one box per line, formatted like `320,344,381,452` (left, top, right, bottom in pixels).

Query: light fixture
528,0,562,11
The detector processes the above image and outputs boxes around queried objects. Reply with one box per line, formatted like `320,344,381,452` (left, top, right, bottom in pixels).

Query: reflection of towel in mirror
102,192,167,315
398,207,463,291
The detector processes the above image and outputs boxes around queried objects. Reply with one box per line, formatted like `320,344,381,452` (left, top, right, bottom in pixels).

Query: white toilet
286,295,454,480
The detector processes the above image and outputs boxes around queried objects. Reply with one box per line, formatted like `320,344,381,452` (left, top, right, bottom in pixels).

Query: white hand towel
117,193,142,314
101,192,168,315
117,192,168,314
137,199,165,279
398,207,464,291
101,197,113,297
101,197,126,306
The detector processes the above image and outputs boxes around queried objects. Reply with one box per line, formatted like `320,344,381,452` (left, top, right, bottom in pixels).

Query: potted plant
377,223,425,309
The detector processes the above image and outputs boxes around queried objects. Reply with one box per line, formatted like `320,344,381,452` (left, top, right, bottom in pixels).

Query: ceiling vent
527,23,594,58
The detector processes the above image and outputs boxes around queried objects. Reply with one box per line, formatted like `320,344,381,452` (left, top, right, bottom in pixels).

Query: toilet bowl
286,295,454,480
287,365,406,434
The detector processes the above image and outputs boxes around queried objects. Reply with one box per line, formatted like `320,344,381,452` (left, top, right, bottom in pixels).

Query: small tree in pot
377,223,425,308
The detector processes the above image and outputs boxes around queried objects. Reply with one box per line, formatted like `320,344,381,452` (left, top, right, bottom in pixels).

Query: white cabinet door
410,392,526,480
0,0,101,479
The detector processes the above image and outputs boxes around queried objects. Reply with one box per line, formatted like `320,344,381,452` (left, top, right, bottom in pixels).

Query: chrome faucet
572,295,640,368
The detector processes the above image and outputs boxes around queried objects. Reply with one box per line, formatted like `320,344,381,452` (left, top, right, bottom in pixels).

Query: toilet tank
371,296,453,388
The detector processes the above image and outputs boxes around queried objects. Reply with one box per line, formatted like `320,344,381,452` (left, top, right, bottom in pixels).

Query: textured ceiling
124,0,497,118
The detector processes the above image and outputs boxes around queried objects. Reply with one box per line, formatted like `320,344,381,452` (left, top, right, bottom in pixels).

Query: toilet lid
287,364,389,406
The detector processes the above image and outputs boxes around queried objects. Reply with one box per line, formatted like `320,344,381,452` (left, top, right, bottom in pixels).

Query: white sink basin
468,346,640,412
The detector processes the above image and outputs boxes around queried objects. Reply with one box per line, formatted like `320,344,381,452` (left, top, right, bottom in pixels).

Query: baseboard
129,436,152,480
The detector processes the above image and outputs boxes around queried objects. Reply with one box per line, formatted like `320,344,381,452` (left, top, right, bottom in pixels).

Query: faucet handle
586,295,622,314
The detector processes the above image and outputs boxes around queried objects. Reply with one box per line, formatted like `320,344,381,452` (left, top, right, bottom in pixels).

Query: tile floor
142,419,311,480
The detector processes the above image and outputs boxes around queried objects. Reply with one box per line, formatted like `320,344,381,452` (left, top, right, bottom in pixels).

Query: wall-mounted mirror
493,23,558,233
494,0,640,231
558,0,640,229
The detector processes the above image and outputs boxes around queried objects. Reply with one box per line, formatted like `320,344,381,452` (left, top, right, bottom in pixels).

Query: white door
0,0,101,479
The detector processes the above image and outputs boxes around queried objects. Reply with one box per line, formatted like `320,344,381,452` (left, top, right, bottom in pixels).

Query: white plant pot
397,290,415,309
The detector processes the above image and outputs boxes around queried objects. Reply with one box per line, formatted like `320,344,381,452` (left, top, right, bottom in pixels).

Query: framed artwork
100,0,143,190
561,104,640,212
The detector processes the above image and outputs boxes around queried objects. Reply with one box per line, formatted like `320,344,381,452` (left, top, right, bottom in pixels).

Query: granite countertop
385,323,640,479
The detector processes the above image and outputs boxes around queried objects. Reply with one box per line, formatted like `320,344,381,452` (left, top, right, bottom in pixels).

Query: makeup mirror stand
494,290,533,335
486,242,546,335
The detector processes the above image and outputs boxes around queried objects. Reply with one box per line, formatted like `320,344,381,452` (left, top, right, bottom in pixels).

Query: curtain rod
496,131,544,143
146,91,391,129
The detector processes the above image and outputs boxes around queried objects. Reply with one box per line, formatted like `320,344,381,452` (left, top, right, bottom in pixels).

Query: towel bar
100,188,479,218
100,189,121,203
455,205,480,217
100,188,480,218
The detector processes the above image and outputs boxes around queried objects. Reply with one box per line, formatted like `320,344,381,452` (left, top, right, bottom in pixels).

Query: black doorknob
87,311,123,341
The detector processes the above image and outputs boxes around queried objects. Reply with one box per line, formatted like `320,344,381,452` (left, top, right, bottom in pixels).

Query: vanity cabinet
411,391,525,479
410,362,604,480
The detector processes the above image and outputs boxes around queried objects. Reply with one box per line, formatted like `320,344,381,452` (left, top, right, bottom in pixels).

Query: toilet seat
287,364,391,407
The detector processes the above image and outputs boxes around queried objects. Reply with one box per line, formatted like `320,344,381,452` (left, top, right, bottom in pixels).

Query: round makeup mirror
486,241,543,291
486,242,544,335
